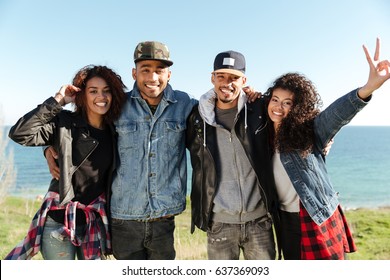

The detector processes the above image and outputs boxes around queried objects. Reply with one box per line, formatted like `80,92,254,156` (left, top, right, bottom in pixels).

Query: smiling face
212,72,247,109
132,60,171,105
84,76,112,126
267,88,294,130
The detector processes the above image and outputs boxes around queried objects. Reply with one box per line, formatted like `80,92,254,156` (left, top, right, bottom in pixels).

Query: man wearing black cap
186,50,280,260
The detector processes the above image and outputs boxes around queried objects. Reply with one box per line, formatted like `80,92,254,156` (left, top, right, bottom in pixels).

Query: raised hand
358,38,390,99
54,84,81,106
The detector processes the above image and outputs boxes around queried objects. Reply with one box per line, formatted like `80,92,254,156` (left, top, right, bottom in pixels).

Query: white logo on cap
223,57,235,66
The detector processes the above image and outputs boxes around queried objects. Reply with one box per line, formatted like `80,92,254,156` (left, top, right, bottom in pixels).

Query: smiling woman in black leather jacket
6,65,127,260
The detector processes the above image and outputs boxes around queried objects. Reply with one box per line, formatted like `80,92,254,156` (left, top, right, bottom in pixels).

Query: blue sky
1,0,389,126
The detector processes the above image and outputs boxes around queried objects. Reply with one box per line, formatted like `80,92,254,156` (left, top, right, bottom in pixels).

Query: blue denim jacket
279,89,369,225
111,83,198,220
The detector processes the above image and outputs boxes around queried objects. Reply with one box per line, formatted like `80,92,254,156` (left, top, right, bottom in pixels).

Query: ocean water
4,126,390,209
326,126,390,209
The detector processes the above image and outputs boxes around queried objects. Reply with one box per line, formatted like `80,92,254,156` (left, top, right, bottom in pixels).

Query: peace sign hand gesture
358,38,390,99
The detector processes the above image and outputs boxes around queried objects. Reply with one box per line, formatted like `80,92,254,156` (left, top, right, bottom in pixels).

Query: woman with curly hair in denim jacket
266,39,389,259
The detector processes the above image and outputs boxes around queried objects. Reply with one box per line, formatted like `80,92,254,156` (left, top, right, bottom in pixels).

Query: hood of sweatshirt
198,88,248,127
197,88,248,147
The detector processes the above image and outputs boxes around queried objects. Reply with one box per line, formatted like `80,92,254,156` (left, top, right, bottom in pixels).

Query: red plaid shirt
5,191,111,260
300,204,357,259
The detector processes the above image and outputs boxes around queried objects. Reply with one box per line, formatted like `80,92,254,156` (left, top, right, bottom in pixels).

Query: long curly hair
265,72,323,155
72,65,127,124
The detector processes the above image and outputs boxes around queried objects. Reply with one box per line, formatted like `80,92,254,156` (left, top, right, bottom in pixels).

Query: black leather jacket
186,97,281,252
8,97,117,213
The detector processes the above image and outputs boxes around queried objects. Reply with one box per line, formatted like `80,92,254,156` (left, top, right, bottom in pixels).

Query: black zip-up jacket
186,97,281,256
8,97,117,215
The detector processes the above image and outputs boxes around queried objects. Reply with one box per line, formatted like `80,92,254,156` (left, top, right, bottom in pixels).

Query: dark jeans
207,217,275,260
111,216,176,260
279,209,301,260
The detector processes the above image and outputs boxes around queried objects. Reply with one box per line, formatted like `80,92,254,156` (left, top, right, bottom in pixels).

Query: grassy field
1,196,389,260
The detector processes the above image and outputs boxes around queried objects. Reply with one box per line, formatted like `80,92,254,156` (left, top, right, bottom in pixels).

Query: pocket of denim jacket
116,122,138,149
165,121,186,147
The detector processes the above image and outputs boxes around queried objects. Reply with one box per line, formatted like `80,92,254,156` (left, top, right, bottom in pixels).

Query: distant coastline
3,125,390,209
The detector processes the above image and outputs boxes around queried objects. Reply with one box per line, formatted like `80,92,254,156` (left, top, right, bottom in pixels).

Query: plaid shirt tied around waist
300,203,356,259
5,191,111,260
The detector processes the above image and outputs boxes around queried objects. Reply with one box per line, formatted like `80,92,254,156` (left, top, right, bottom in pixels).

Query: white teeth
95,102,107,107
221,88,232,94
146,84,159,89
273,111,282,116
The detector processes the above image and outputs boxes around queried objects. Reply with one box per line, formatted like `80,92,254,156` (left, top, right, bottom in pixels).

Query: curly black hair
72,65,127,124
265,72,323,156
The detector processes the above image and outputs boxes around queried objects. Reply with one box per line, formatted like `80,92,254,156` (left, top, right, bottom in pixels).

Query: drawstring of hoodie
203,121,206,147
199,89,248,148
244,103,248,130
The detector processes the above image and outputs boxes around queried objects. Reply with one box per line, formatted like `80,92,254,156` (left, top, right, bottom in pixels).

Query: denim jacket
279,89,370,225
111,83,198,220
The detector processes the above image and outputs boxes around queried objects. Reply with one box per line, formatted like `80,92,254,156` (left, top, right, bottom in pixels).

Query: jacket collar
69,112,89,128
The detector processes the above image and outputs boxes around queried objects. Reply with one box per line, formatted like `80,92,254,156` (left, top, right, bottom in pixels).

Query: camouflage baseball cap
133,41,173,66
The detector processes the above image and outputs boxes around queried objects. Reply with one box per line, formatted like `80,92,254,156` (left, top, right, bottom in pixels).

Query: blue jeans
41,216,106,260
111,217,176,260
207,217,275,260
41,216,87,260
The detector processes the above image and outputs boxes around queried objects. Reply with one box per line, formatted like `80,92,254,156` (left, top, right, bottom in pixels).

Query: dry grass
174,206,207,260
2,197,390,260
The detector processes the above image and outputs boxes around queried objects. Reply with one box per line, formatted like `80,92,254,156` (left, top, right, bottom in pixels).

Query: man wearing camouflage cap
110,41,198,260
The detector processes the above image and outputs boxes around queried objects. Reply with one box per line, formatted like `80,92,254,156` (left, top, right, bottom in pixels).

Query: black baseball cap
213,50,245,77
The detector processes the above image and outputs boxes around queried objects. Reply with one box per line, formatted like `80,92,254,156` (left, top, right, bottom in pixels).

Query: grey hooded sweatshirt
198,89,267,224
